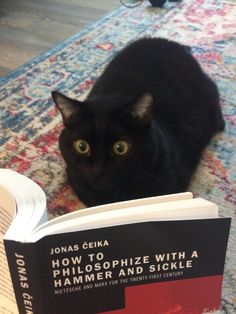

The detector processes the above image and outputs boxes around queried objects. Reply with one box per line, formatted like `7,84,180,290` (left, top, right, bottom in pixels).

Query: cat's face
52,92,157,192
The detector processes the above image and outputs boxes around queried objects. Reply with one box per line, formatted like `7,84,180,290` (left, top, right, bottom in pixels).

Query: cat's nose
91,166,104,179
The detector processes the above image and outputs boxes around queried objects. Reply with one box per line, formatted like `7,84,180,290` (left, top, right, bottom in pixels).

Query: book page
29,197,218,242
0,186,18,314
0,169,47,241
35,192,193,231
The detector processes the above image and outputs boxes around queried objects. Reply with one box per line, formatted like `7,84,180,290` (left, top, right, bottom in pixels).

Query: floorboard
0,0,119,77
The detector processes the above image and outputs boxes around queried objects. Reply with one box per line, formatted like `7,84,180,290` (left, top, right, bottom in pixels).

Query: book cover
5,218,230,314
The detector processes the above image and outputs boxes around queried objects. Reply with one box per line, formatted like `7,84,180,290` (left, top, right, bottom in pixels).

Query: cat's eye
73,140,91,155
113,141,130,156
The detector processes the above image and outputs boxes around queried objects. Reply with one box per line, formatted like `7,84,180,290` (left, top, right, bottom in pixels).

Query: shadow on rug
0,0,236,311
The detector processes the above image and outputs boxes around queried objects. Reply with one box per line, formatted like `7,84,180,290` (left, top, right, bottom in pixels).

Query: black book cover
14,217,229,314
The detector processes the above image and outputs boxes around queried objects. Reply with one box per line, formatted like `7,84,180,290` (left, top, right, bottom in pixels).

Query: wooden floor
0,0,119,77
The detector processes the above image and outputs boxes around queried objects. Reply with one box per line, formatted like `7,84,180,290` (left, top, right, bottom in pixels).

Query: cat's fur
52,37,225,207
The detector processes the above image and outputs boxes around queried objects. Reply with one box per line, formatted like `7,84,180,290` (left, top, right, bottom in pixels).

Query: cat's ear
129,92,154,126
52,91,81,125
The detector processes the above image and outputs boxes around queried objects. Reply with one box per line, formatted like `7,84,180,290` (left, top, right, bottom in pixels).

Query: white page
28,198,218,242
0,186,18,314
0,169,47,241
35,192,193,232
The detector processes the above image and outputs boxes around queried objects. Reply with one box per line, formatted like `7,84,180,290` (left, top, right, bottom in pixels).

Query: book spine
4,239,46,314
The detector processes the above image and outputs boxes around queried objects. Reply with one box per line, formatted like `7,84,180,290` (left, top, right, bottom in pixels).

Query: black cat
52,37,224,207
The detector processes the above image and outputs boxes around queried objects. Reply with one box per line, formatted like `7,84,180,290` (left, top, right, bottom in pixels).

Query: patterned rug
0,0,236,311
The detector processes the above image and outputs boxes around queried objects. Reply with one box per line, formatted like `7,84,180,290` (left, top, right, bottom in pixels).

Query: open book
0,169,231,314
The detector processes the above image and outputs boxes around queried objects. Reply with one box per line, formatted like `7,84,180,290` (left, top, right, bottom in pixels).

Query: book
0,169,231,314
